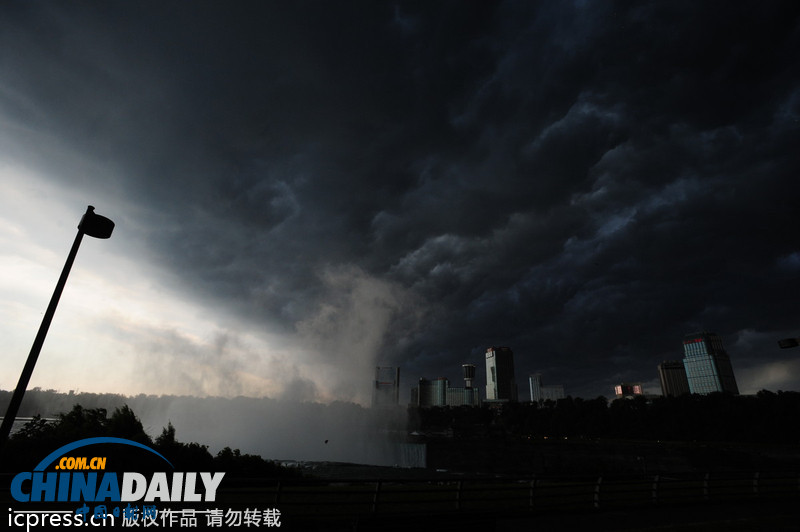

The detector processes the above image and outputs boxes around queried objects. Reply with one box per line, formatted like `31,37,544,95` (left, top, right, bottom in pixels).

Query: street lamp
778,337,800,349
0,205,114,446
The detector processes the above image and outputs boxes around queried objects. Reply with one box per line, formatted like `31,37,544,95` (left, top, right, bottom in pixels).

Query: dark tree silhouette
1,404,300,478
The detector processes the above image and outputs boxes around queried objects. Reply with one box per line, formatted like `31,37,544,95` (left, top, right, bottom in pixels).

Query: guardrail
216,470,800,520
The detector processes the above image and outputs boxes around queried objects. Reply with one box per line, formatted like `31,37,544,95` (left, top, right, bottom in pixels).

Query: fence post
753,472,759,496
456,480,462,510
651,475,660,505
372,480,382,513
274,481,281,505
593,476,603,509
703,473,709,501
529,477,537,509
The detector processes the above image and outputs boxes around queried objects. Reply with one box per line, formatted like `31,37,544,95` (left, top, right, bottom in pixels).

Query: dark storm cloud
1,1,799,398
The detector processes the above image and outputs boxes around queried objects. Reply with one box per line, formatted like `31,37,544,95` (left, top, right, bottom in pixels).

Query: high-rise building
529,373,543,402
431,377,448,406
485,347,517,401
682,332,739,395
373,366,400,407
446,387,481,407
410,363,481,407
462,364,476,389
411,377,448,407
658,360,690,397
529,373,566,403
410,378,427,407
448,364,480,406
542,384,565,401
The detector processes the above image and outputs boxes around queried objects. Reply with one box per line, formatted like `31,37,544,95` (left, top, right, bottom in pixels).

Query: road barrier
214,470,800,519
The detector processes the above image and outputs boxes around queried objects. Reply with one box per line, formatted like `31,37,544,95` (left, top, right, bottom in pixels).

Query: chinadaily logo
12,437,224,503
8,437,282,529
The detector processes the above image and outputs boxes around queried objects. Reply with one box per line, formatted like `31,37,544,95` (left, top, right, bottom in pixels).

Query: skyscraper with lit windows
682,332,739,395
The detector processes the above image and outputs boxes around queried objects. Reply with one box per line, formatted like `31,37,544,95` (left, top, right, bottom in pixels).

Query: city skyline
401,332,750,404
0,2,799,409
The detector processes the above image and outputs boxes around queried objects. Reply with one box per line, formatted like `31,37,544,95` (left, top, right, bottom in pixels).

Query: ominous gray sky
1,1,799,403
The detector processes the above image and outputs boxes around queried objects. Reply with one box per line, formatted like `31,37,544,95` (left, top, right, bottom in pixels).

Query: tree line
0,403,301,478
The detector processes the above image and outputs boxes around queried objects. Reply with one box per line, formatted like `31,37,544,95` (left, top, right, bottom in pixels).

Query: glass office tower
682,332,739,395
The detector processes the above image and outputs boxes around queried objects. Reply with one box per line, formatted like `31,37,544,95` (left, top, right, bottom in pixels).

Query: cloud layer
0,1,799,403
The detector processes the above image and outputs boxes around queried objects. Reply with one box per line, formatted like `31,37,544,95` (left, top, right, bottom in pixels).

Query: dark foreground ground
303,499,800,532
280,441,800,532
4,438,799,531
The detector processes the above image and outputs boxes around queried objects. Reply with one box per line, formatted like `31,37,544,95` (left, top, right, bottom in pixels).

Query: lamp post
778,337,799,349
0,205,114,446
